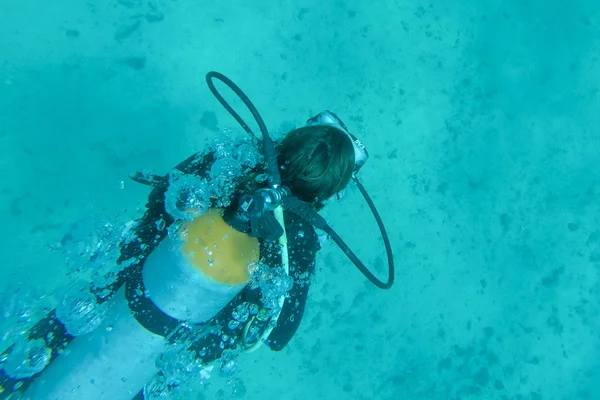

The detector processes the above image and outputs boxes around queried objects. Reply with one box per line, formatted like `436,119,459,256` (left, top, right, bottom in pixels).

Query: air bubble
155,218,166,231
235,143,262,168
231,304,249,323
143,373,169,400
3,339,51,379
248,303,259,315
219,358,238,378
56,283,106,336
228,320,240,330
210,158,242,180
155,347,203,388
164,173,210,221
249,263,294,313
256,308,270,322
255,173,269,183
230,377,247,398
214,141,235,159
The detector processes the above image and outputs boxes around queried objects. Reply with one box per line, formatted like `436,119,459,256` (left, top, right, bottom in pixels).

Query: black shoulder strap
124,265,181,338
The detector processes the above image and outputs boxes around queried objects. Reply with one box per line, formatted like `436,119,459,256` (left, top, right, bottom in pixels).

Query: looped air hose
205,71,397,284
205,71,281,189
350,176,395,289
282,176,394,290
206,71,394,290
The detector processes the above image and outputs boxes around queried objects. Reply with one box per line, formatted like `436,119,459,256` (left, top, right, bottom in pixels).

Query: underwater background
1,0,599,399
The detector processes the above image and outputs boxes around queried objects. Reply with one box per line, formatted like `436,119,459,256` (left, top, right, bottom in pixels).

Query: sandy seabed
0,0,599,399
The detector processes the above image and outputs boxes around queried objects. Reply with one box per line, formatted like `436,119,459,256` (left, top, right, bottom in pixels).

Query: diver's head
277,124,355,206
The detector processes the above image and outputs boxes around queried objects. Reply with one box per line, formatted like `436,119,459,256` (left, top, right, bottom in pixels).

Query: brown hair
277,125,355,205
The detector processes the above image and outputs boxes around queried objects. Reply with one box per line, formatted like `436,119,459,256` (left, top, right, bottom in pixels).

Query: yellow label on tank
180,208,258,285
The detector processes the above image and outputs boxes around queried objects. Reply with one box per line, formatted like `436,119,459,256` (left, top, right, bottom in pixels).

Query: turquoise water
1,0,599,399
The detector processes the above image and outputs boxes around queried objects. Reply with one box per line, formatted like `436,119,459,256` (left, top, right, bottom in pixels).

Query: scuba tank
23,209,261,400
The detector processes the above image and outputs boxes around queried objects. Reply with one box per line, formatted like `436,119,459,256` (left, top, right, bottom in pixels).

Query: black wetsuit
0,151,321,399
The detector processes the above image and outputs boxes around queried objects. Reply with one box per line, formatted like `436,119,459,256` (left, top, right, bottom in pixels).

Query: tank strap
125,265,182,338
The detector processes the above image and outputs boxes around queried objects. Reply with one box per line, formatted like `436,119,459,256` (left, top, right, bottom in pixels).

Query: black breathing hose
282,178,395,290
205,71,281,188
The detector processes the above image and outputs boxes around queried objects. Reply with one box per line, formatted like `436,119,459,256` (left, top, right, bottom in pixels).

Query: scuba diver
0,72,394,400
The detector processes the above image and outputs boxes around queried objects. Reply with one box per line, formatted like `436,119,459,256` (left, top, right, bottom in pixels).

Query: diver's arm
266,213,320,351
265,279,312,351
185,289,252,365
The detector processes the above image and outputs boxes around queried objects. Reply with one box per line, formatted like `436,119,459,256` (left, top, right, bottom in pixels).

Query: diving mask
306,110,369,175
